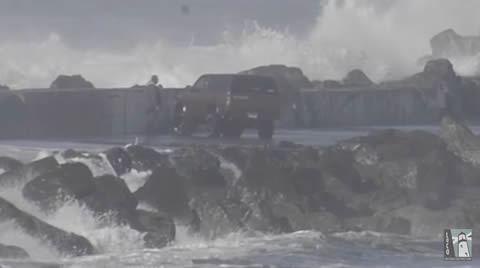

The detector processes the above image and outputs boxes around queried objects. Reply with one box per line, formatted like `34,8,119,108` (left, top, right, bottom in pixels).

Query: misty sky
0,0,322,49
0,0,479,88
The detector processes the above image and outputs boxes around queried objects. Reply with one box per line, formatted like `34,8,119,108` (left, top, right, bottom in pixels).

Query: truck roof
198,74,274,80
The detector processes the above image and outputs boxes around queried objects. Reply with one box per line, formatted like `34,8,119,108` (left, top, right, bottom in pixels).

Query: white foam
0,221,61,260
121,169,152,192
0,172,145,260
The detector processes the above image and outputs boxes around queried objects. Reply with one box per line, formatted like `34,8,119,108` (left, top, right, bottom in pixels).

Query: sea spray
1,0,479,89
0,167,145,259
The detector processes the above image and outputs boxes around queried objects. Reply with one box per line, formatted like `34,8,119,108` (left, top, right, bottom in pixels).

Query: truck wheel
222,119,244,138
257,120,274,140
205,113,221,138
173,104,196,136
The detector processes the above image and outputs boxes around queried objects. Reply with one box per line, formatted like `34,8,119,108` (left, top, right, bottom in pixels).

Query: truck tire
257,119,274,140
205,113,221,138
172,103,196,136
222,119,244,138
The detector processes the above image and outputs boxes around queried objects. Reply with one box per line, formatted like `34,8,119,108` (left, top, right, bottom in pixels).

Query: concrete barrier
2,85,448,139
17,87,183,138
0,91,28,138
298,87,447,127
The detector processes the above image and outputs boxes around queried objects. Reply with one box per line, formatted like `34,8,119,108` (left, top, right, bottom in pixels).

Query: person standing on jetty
145,75,164,138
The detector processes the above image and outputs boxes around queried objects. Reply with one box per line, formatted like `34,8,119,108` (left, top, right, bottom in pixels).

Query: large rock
0,197,95,256
170,147,225,188
49,74,95,89
83,174,138,222
440,116,480,166
130,209,175,248
103,147,132,176
385,58,458,89
22,162,96,211
0,156,59,186
342,69,375,87
0,85,9,90
0,156,23,174
0,243,29,259
216,146,344,234
323,126,480,235
134,167,191,221
382,58,462,118
430,29,480,58
125,145,170,172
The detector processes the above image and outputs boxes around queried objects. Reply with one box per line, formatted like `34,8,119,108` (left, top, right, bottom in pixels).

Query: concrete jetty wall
298,86,447,127
0,85,448,138
16,87,177,138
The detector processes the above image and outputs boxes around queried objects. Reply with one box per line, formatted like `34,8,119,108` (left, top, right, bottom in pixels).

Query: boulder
430,29,480,58
170,147,225,188
22,162,96,211
103,147,132,176
440,116,480,166
384,58,458,89
0,197,95,256
125,145,170,172
342,69,375,87
49,75,95,89
134,167,191,220
0,156,59,186
0,85,9,90
83,174,137,222
0,156,23,174
381,59,463,118
0,243,29,259
130,209,175,248
217,146,345,233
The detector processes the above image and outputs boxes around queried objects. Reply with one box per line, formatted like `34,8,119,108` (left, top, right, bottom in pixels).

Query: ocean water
0,128,479,267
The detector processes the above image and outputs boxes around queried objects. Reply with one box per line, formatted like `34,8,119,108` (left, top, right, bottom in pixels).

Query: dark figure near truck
172,74,281,140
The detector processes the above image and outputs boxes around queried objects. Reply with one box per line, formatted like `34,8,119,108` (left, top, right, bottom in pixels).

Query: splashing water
1,0,479,89
0,178,145,260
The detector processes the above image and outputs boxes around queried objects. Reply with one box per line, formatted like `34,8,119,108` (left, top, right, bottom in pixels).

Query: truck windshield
231,76,278,94
193,75,232,90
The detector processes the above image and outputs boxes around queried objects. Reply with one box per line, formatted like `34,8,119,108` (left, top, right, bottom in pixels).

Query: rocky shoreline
0,117,479,258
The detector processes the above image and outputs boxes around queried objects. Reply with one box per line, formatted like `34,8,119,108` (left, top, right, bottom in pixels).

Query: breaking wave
0,0,479,89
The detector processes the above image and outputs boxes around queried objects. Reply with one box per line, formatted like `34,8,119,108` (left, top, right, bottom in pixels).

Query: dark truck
172,74,281,139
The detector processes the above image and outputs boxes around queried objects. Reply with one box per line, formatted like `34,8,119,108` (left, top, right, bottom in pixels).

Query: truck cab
172,74,280,139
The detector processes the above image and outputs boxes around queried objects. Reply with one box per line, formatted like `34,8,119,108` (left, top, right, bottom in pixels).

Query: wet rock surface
49,74,95,89
130,209,175,248
0,243,30,259
0,197,95,257
430,28,480,58
0,156,59,186
23,162,96,211
342,69,375,87
126,125,480,238
3,122,480,255
103,147,132,176
83,174,138,221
